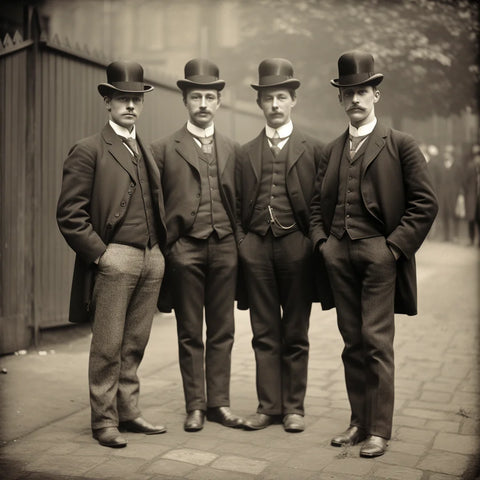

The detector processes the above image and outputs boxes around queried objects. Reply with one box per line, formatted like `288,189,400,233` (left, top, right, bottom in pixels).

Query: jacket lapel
286,129,306,173
362,123,388,175
174,125,200,173
102,124,137,180
214,130,231,177
324,130,348,197
247,131,264,183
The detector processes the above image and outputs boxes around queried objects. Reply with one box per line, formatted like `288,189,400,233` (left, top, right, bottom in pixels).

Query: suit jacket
150,125,240,311
57,123,167,323
235,127,332,308
309,123,438,315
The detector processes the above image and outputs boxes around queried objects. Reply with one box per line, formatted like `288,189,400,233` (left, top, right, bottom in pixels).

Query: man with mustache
150,58,244,432
57,61,167,448
236,58,326,432
309,51,438,457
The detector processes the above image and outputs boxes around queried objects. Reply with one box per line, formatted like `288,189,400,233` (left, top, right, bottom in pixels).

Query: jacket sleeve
309,146,330,249
386,133,438,259
56,141,106,263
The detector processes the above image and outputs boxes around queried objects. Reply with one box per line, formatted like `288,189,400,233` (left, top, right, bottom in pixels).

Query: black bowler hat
98,61,154,96
176,58,225,91
330,51,383,88
251,58,300,91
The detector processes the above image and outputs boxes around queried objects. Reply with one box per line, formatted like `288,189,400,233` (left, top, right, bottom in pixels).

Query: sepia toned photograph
1,0,479,478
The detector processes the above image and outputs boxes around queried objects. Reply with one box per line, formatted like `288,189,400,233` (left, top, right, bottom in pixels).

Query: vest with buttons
249,136,298,237
188,140,232,240
110,145,159,248
330,137,383,239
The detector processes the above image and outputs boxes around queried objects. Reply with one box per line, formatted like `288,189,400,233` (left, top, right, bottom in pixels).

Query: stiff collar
349,117,377,137
187,121,215,138
109,120,136,139
265,120,293,139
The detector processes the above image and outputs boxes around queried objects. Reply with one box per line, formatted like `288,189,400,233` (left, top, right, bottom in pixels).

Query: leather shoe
244,413,274,430
184,409,205,432
120,416,166,435
92,427,127,448
283,414,305,433
360,435,388,457
331,426,366,447
207,407,244,428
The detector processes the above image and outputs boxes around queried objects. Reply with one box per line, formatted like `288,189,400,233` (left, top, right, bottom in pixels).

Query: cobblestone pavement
1,240,479,480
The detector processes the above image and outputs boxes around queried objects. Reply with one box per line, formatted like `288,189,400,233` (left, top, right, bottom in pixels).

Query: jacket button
128,190,133,194
191,211,195,216
121,201,126,207
115,213,120,218
130,182,135,187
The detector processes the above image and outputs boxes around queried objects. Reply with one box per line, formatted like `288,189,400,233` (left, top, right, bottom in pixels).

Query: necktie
270,131,283,157
120,136,139,157
349,133,369,157
195,135,214,154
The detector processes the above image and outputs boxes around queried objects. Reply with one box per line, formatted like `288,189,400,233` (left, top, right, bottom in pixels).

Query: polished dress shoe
331,426,366,447
92,427,127,448
244,413,274,430
184,409,205,432
207,407,244,428
360,435,388,457
283,414,305,433
120,416,166,435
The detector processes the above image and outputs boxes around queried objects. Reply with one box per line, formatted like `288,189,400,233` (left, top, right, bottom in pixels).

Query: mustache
348,106,364,111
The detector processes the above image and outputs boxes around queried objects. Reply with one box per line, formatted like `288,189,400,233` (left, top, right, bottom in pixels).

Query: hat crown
184,58,219,80
258,58,294,79
106,61,145,84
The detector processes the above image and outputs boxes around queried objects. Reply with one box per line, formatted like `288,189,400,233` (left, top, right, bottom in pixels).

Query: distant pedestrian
57,61,167,448
236,58,327,433
150,59,244,432
309,51,438,457
464,144,480,246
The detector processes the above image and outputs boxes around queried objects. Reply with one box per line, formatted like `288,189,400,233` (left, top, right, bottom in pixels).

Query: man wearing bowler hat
236,58,325,432
150,58,244,432
309,51,438,457
57,61,167,448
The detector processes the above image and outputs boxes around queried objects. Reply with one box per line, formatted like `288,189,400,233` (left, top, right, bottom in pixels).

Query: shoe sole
360,450,386,458
95,439,127,448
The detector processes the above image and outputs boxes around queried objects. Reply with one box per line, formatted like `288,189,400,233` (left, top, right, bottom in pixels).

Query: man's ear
104,96,112,111
373,89,381,103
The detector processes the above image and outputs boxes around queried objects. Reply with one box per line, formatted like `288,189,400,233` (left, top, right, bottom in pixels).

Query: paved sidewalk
0,241,479,479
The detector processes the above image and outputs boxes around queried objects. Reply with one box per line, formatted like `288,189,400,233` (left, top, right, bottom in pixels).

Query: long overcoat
57,123,167,323
309,123,438,315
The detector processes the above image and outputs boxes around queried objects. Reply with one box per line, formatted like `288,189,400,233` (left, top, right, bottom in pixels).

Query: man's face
257,88,296,129
105,91,144,130
338,85,379,128
184,89,220,129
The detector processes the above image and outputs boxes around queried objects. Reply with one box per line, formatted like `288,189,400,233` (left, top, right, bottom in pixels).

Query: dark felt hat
251,58,300,90
176,58,225,91
330,51,383,88
98,61,154,96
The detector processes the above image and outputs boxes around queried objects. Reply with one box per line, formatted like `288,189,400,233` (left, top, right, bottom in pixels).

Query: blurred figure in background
464,144,480,247
438,144,462,242
425,144,441,240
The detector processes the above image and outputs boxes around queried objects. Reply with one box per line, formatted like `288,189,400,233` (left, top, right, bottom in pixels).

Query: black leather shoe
184,409,205,432
331,426,366,447
207,407,244,428
283,414,305,432
360,435,388,457
92,427,127,448
120,416,166,435
244,413,274,430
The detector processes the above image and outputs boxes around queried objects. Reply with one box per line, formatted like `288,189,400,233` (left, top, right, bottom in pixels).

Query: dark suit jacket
235,127,332,309
57,123,167,323
309,123,438,315
150,125,240,311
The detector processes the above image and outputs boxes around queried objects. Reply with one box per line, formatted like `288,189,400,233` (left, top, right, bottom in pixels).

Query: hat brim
98,83,154,97
176,79,225,91
251,79,300,91
330,74,383,88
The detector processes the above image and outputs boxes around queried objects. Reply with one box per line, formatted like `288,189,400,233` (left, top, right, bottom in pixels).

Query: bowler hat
176,58,225,91
251,58,300,90
98,61,154,97
330,51,383,88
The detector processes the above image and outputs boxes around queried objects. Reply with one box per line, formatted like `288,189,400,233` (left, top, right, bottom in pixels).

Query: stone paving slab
0,241,479,480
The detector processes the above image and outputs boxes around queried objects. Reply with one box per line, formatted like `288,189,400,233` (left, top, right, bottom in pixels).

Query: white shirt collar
109,120,136,139
187,121,215,138
349,117,377,137
265,120,293,139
